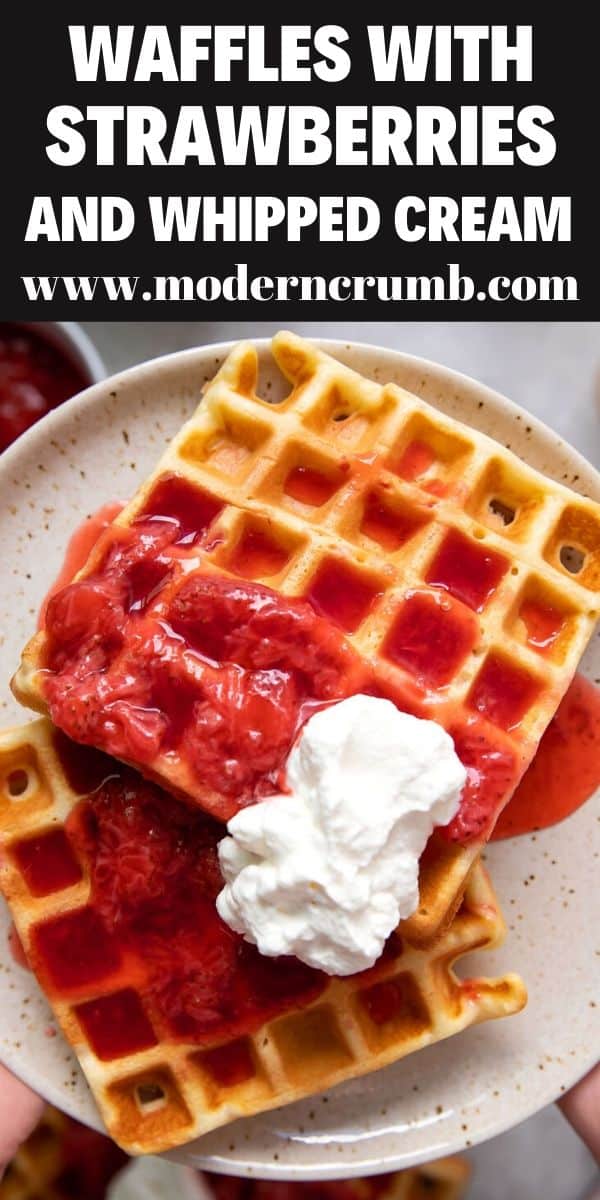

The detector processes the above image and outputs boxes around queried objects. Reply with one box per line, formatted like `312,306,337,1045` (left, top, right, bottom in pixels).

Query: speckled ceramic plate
0,339,598,1178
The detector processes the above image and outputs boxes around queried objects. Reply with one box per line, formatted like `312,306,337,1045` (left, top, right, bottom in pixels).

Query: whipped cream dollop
216,694,466,975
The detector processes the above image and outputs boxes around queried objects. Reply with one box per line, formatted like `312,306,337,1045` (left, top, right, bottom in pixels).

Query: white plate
0,339,598,1178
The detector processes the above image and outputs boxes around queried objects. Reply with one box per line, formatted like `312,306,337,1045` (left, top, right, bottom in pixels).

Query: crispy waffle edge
0,719,526,1156
11,331,600,944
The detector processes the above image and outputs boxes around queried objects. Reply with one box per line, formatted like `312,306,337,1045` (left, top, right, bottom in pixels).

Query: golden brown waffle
12,333,600,942
0,718,525,1157
0,1105,127,1200
385,1156,471,1200
203,1155,471,1200
0,1108,66,1200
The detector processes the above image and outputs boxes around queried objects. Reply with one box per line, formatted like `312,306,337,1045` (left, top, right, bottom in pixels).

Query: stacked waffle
202,1156,471,1200
2,333,599,1154
0,719,524,1154
0,1105,126,1200
13,332,600,940
0,1106,469,1200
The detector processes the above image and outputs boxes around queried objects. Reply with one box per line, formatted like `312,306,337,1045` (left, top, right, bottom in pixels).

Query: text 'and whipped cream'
216,694,466,976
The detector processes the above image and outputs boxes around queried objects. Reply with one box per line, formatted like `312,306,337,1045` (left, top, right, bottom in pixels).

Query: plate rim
0,333,598,1176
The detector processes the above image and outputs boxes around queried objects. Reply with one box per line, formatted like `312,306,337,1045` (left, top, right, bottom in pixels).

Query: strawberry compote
41,482,371,820
56,768,326,1049
38,473,524,839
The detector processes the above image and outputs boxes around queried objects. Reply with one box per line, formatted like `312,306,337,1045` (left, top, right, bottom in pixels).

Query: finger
0,1063,45,1176
558,1063,600,1164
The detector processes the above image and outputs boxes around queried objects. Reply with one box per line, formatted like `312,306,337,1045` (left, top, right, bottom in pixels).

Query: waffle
0,1107,66,1200
12,333,600,942
0,1105,127,1200
202,1156,471,1200
0,718,525,1157
374,1156,470,1200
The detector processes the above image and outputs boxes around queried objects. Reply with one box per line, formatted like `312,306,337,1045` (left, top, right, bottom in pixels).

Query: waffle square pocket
0,720,526,1155
11,333,600,942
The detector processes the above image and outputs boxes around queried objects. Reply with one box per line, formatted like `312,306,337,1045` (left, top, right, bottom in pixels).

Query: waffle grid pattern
14,334,600,941
0,720,525,1156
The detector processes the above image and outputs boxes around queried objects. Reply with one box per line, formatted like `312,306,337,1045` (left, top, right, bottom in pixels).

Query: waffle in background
103,1156,471,1200
202,1157,471,1200
0,1106,127,1200
12,333,600,943
0,719,526,1156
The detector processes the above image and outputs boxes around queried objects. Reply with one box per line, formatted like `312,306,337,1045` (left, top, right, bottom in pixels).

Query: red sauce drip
383,591,477,687
226,527,290,579
393,439,436,481
442,722,519,842
50,771,327,1049
124,557,173,613
43,544,370,818
53,731,118,796
137,473,223,546
358,972,425,1027
38,502,124,629
468,653,541,732
31,906,121,992
305,559,383,633
492,673,600,839
8,922,31,970
427,528,508,613
284,465,339,507
0,324,89,452
37,495,576,846
74,988,157,1061
360,492,428,552
166,575,369,806
12,829,82,897
199,1038,256,1086
359,979,405,1026
519,597,565,653
423,478,449,498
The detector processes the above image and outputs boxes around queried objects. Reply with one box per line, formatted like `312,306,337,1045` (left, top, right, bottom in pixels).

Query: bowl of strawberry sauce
0,323,104,452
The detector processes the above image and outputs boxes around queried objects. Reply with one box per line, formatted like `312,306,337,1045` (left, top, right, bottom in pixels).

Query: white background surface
74,321,599,1200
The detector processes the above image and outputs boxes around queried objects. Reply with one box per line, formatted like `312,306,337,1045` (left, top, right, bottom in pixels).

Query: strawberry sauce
40,476,372,821
26,763,327,1053
519,597,566,654
11,828,82,896
492,673,600,839
36,491,599,843
38,502,124,629
393,439,436,481
284,464,340,506
8,922,31,969
0,324,89,452
426,528,509,613
360,491,428,551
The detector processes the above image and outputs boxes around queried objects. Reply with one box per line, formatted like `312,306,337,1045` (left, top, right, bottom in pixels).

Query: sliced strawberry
45,577,125,674
441,719,520,842
168,573,370,698
67,775,223,931
182,664,300,800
